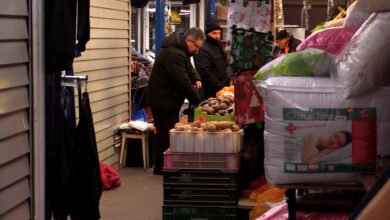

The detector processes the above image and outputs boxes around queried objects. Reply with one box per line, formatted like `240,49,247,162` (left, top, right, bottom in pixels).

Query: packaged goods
254,48,334,80
297,27,357,55
255,77,390,184
336,12,390,98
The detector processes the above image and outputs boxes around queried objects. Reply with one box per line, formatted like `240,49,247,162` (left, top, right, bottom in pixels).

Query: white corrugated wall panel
0,0,31,218
73,0,130,167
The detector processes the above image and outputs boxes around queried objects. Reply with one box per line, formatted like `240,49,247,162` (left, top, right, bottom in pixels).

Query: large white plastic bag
355,0,390,12
255,77,390,184
336,12,390,98
345,1,372,28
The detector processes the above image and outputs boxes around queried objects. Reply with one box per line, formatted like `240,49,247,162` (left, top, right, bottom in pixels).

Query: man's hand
194,81,202,89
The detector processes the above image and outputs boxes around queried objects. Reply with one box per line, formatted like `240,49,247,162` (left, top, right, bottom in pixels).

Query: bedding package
255,77,390,184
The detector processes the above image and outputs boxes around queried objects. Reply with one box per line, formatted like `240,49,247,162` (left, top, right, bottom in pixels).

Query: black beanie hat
205,17,222,34
276,29,290,40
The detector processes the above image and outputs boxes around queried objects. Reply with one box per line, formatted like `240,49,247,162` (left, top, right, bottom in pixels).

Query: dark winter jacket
193,35,228,99
146,32,201,113
272,36,302,58
45,0,90,73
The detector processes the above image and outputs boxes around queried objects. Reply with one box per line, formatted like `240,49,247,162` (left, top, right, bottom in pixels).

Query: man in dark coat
146,27,205,175
194,18,228,100
272,29,302,58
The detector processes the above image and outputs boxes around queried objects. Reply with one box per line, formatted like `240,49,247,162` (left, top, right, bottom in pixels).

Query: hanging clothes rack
61,74,88,105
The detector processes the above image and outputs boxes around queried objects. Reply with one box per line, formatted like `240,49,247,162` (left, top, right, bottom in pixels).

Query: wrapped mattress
255,77,390,185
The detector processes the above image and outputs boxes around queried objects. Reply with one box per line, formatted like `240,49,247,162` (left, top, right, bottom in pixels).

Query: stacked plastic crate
162,122,243,220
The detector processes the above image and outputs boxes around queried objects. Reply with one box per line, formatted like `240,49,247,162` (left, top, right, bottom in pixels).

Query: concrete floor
99,167,163,220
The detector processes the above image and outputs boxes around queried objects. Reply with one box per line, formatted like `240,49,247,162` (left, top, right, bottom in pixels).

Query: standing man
146,27,205,175
194,18,228,100
272,29,302,58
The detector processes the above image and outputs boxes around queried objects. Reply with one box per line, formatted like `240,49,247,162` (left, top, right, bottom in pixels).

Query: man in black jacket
272,29,302,58
194,18,228,100
146,27,205,175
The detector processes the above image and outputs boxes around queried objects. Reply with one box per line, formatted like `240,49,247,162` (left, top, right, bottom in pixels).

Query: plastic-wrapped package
336,12,390,98
256,204,349,220
324,18,345,28
345,1,372,28
297,27,357,55
255,77,390,184
254,48,334,80
354,0,390,12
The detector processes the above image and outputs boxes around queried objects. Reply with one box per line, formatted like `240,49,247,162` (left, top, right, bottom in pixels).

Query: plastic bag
256,204,349,220
297,27,357,55
100,163,121,190
355,0,390,12
336,12,390,98
254,48,334,80
345,1,372,28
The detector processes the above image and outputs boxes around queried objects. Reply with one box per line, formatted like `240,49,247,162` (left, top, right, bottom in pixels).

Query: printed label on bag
281,108,376,173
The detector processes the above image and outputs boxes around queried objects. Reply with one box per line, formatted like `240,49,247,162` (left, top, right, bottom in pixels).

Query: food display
195,96,235,122
170,121,243,153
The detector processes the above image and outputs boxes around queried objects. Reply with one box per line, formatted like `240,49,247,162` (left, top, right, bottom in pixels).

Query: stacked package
162,119,243,220
256,77,390,185
253,4,390,185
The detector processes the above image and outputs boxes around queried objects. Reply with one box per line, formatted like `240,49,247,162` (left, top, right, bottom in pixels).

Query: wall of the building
73,0,131,167
0,0,31,219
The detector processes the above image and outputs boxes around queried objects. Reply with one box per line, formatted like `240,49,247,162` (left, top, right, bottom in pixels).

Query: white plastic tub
170,129,243,153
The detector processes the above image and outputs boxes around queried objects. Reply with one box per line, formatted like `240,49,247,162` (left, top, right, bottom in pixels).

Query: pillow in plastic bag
254,48,334,80
297,27,357,55
355,0,390,12
345,1,372,28
336,12,390,98
320,144,352,162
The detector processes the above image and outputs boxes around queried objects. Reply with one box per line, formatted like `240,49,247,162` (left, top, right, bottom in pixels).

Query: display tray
163,184,238,205
163,204,237,220
163,170,238,186
194,109,235,122
163,149,240,173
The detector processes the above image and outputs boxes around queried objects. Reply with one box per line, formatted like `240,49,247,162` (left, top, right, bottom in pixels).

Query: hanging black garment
45,72,76,220
70,92,102,220
77,0,91,52
45,0,90,72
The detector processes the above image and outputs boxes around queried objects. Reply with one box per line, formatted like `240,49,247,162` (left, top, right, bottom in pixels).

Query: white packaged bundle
255,77,390,185
336,12,390,98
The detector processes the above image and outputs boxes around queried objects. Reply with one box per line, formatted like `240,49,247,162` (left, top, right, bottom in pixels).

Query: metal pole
155,0,165,55
31,0,45,218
